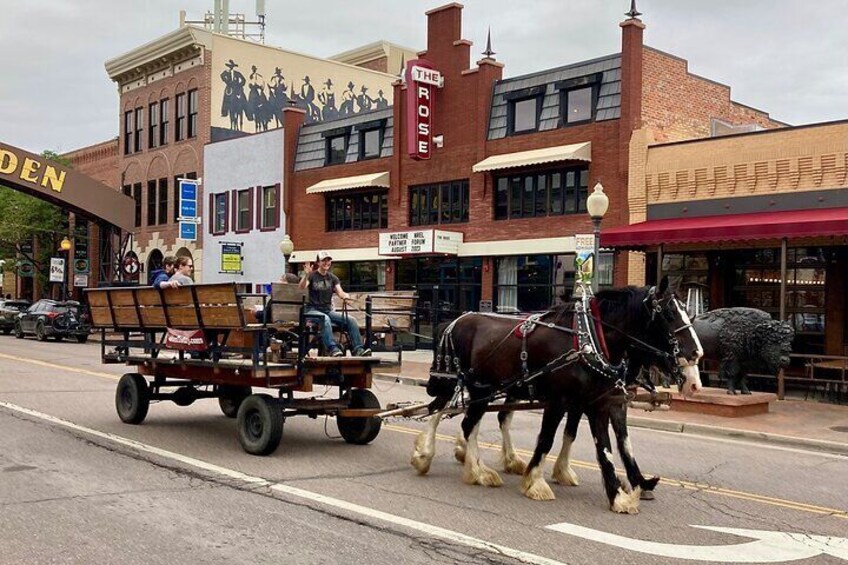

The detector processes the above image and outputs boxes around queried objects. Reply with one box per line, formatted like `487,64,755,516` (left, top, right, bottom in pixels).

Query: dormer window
505,86,545,135
564,86,593,124
325,132,348,165
360,128,382,160
556,73,602,127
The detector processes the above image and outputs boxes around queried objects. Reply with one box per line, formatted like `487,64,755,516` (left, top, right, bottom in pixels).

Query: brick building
103,20,413,284
280,3,784,344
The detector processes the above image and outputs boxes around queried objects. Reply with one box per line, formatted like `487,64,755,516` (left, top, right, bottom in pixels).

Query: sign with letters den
378,229,463,256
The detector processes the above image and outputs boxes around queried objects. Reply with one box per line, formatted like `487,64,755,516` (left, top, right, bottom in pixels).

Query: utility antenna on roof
482,27,495,59
184,0,266,43
625,0,642,19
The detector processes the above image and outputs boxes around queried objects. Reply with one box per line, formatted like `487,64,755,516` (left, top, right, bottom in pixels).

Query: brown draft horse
411,278,703,513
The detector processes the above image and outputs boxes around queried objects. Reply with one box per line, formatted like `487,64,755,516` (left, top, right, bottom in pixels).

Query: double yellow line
2,350,845,520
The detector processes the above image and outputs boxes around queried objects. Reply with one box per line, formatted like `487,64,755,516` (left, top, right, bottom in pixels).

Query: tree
0,151,73,292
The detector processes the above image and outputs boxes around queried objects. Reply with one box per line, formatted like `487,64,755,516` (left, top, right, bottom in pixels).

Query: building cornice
105,26,212,83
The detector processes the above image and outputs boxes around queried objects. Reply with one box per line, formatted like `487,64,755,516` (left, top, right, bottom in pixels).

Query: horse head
643,276,703,397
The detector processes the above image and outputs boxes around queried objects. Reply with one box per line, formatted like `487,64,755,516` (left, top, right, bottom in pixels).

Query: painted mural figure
319,78,338,121
356,85,374,112
268,67,289,128
220,59,247,131
299,76,321,123
374,89,389,109
339,81,357,117
248,65,270,132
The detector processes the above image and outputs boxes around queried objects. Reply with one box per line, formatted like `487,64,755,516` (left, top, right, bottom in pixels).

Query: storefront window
495,253,613,313
331,261,386,292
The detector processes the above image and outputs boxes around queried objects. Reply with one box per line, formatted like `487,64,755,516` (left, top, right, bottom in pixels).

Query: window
146,180,157,226
564,86,593,124
508,97,539,134
409,180,469,226
212,193,228,234
494,167,587,220
236,189,252,232
325,133,348,165
123,111,133,155
187,89,198,138
330,261,386,292
157,178,168,225
133,107,144,153
260,185,279,230
148,102,159,149
494,253,613,313
175,93,186,142
359,128,382,160
326,191,387,232
159,98,170,146
132,183,142,227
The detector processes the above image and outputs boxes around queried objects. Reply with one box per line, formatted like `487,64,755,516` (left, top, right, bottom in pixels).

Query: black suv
15,299,91,342
0,299,30,335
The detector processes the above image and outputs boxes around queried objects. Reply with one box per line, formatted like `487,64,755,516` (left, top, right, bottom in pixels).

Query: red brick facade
641,47,784,143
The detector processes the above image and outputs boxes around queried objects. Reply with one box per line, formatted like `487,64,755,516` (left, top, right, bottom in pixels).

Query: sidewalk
374,350,848,456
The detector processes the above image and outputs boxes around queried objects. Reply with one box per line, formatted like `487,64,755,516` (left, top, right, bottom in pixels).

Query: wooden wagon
84,282,415,456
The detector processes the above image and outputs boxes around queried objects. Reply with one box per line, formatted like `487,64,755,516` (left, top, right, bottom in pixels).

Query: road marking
0,352,119,381
546,522,848,562
2,352,846,521
383,424,848,520
0,400,566,565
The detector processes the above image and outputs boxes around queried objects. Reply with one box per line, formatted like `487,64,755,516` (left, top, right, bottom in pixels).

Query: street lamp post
278,235,294,274
59,237,72,300
585,182,609,293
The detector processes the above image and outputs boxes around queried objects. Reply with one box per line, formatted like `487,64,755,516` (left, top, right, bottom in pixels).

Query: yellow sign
0,149,66,192
221,243,242,273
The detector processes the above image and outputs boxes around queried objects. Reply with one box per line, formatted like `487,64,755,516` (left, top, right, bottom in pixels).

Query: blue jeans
305,309,363,352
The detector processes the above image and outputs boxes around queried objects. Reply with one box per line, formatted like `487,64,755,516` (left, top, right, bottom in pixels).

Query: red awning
601,207,848,248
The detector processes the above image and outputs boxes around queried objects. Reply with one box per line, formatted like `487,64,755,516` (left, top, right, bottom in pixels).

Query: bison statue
692,307,794,394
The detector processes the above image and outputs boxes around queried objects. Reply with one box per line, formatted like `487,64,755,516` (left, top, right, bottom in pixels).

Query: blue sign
179,222,197,241
180,181,197,202
180,199,197,218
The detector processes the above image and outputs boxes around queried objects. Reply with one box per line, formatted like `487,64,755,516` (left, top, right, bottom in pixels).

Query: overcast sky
1,0,845,154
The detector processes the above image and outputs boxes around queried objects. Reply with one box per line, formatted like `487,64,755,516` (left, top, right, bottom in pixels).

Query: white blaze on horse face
672,297,703,397
673,298,704,362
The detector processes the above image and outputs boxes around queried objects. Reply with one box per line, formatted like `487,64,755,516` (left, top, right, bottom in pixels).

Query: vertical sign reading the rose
405,59,443,161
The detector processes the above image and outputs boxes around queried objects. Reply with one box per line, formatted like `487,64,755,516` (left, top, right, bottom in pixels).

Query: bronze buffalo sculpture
693,307,794,394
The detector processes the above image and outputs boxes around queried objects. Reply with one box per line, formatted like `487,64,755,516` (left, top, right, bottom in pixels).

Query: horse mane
547,286,648,327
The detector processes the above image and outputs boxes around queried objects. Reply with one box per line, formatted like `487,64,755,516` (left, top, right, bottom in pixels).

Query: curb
373,373,848,457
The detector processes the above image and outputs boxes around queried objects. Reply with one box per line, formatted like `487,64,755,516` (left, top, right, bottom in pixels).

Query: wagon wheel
218,385,252,418
115,373,150,425
237,394,283,456
336,389,382,445
35,321,48,341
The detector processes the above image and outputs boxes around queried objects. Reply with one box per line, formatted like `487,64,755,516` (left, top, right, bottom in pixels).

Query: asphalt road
1,337,846,564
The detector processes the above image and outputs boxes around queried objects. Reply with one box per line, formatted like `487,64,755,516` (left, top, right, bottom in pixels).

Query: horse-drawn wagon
84,282,414,456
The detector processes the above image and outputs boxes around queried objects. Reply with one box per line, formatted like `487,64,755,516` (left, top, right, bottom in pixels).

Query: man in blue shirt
150,256,178,289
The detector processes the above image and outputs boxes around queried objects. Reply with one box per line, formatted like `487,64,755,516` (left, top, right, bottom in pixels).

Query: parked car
14,299,91,342
0,299,30,335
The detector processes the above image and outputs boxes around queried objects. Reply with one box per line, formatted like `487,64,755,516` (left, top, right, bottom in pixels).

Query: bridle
640,287,694,388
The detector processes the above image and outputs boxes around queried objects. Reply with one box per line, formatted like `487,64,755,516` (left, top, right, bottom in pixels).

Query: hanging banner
574,233,595,285
49,258,65,283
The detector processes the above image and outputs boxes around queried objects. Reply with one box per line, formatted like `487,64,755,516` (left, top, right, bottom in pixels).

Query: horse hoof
503,457,527,475
410,454,432,475
611,487,641,514
640,490,655,501
479,468,504,488
552,466,580,486
522,477,555,501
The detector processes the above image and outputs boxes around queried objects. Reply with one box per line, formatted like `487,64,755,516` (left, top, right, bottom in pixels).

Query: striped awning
305,171,390,194
472,142,591,173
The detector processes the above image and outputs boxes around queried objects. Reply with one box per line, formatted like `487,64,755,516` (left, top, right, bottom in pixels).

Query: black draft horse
411,278,703,513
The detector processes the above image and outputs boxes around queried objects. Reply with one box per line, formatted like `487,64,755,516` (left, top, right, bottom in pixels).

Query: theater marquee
379,229,463,255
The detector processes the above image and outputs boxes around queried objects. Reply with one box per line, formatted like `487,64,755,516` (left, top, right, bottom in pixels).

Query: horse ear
658,275,670,295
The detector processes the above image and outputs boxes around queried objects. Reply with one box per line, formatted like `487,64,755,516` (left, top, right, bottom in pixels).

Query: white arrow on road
545,522,848,562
